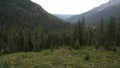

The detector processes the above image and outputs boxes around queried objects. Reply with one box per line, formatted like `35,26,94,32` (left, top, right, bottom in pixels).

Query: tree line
0,16,120,55
72,16,120,51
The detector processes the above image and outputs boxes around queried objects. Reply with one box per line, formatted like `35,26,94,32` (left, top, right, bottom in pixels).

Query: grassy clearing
0,46,120,68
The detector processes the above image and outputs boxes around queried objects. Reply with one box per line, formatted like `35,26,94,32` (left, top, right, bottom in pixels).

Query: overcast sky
32,0,109,15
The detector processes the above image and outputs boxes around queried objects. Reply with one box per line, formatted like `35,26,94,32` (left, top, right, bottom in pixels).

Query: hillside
0,0,70,31
0,0,70,54
0,46,120,68
66,0,120,24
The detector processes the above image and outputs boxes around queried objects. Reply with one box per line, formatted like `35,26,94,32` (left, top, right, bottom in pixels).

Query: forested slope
0,0,70,54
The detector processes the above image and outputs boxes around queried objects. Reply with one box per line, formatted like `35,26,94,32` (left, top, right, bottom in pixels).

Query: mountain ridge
0,0,70,31
66,0,120,24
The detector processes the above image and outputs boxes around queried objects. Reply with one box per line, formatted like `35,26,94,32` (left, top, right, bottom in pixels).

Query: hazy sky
32,0,109,15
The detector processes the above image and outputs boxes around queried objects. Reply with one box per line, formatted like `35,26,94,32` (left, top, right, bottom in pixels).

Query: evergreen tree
96,18,105,47
85,25,94,45
32,26,44,52
81,16,85,45
74,38,80,50
7,30,16,53
23,33,30,52
72,20,83,46
0,38,5,55
49,31,55,51
116,23,120,46
106,16,116,51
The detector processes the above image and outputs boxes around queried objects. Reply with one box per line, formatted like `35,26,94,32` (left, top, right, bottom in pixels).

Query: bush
1,61,10,68
50,48,53,52
84,53,90,61
68,46,72,51
95,45,99,49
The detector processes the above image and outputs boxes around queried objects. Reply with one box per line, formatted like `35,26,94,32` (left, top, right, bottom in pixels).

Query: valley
0,0,120,68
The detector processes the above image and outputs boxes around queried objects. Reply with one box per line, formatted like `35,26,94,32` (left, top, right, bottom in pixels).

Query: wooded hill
0,0,70,54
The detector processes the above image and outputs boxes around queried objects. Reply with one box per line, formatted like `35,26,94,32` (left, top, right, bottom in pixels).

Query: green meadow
0,46,120,68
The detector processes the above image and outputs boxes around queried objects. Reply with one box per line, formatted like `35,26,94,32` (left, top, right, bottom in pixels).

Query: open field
0,46,120,68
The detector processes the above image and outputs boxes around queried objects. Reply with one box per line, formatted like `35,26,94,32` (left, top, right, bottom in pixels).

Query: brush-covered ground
0,46,120,68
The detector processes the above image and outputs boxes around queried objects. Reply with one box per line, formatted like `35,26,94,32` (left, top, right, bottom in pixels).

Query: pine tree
23,34,30,52
96,18,105,47
71,18,86,47
106,16,116,51
81,16,85,45
32,26,44,52
73,20,82,45
74,38,80,50
86,26,94,45
49,31,55,51
7,30,16,53
116,23,120,46
0,38,5,55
